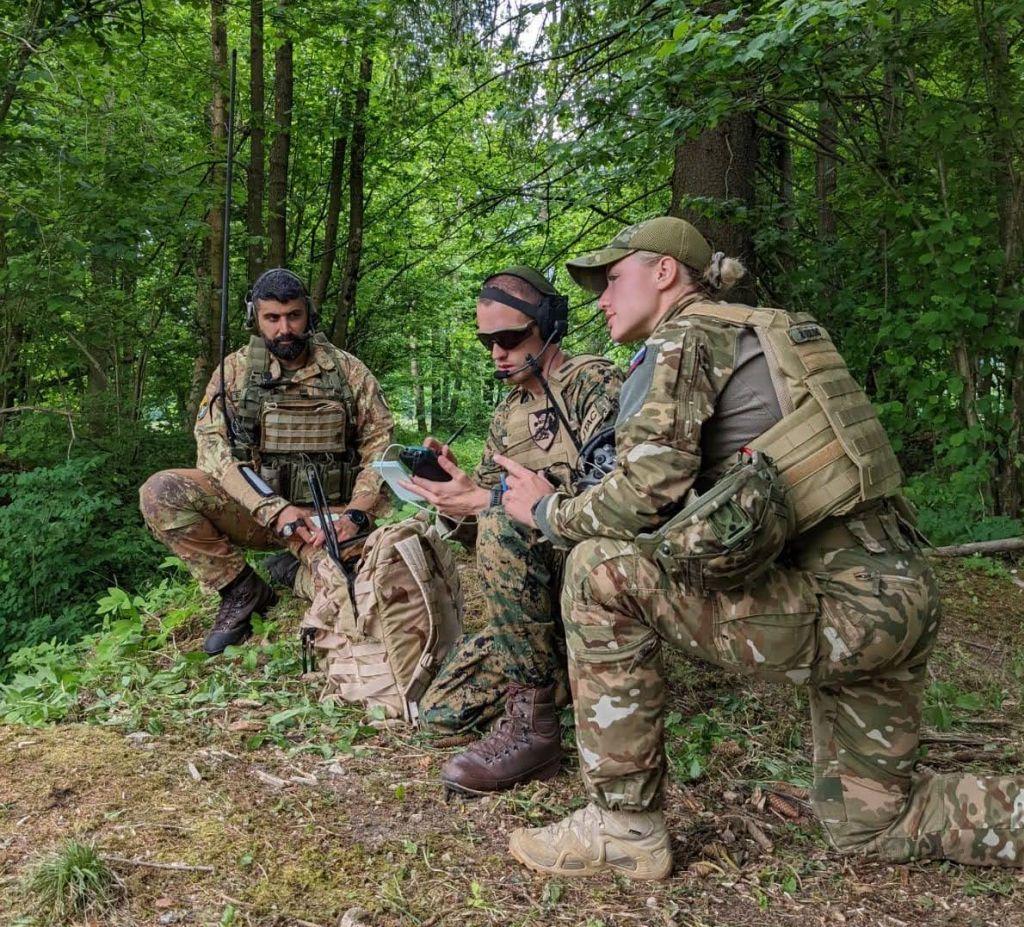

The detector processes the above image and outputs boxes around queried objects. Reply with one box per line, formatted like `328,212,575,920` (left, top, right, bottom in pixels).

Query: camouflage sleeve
565,358,623,445
194,352,290,528
536,323,718,546
472,399,512,491
339,353,396,516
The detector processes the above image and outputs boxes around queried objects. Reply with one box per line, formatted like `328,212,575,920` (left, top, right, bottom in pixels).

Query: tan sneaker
508,803,672,880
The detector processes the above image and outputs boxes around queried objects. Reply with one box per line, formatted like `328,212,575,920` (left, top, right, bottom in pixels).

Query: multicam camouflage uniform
419,355,622,734
534,293,1024,867
139,336,393,598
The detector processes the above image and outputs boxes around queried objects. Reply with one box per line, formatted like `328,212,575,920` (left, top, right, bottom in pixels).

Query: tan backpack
300,513,463,723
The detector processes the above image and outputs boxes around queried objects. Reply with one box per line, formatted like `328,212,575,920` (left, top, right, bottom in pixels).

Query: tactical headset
244,268,318,333
478,265,569,342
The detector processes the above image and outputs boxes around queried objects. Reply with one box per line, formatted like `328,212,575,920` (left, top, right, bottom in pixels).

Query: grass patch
23,840,120,924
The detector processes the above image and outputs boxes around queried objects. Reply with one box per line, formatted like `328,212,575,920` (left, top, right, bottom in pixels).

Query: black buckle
301,627,317,674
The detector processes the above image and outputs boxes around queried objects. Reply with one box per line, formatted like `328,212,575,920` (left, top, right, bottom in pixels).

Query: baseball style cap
566,217,713,293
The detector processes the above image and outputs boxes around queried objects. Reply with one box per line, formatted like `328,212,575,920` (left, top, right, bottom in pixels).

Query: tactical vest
230,333,359,505
500,355,609,490
681,302,903,534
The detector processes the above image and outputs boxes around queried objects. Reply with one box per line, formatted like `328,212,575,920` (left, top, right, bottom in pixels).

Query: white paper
371,460,426,503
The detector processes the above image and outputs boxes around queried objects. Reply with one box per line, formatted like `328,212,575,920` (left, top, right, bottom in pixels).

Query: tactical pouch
260,398,348,454
636,450,794,592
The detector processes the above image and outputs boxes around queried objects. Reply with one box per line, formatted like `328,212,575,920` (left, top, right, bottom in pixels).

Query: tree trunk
976,13,1024,516
266,12,293,269
311,134,347,307
188,0,228,420
331,54,372,350
816,100,838,242
447,372,462,425
246,0,266,282
668,113,758,302
409,336,427,433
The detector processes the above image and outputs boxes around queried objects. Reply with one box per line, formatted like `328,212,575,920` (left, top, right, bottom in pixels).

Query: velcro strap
783,439,846,486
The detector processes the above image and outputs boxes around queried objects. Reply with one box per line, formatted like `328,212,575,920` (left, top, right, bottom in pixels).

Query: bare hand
274,505,323,547
398,452,490,518
423,435,458,467
494,454,555,528
334,511,360,542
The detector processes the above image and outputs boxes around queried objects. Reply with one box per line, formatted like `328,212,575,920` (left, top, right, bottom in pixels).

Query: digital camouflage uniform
534,293,1024,867
139,336,393,598
419,355,622,734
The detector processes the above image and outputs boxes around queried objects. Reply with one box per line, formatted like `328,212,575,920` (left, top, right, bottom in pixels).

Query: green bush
0,454,164,667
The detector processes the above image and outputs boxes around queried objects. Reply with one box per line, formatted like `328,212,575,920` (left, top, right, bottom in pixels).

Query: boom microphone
492,331,558,380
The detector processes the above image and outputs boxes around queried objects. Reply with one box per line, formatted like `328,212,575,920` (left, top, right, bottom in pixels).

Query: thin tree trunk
816,100,838,242
409,336,427,433
266,10,293,268
331,54,372,349
976,9,1024,516
312,135,347,306
246,0,266,281
188,0,228,419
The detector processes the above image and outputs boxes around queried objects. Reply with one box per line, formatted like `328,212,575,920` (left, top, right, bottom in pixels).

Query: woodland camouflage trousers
139,468,318,598
562,514,1024,866
419,506,569,734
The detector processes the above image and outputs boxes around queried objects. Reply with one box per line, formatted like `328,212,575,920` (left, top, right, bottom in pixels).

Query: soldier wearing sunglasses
402,266,622,796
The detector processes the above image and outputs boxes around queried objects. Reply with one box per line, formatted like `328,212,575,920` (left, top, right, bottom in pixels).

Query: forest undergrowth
1,556,1023,927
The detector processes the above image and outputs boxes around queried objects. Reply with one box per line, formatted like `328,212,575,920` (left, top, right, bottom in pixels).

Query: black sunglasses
476,323,534,351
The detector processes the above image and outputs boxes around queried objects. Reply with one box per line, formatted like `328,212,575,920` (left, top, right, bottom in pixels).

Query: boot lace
473,684,533,762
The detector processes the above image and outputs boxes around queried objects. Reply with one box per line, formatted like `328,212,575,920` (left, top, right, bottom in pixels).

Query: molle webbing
233,334,355,448
681,302,902,533
231,334,359,504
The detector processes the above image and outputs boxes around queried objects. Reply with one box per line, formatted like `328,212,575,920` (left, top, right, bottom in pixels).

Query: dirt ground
2,559,1023,927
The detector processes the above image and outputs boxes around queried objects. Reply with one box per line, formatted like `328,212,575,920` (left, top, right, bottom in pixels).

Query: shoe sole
441,755,562,798
508,835,672,881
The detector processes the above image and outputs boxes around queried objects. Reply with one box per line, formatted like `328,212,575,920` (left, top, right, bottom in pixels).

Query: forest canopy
1,0,1022,662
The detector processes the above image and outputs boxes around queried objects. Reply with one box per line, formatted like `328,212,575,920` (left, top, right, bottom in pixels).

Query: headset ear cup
548,294,569,340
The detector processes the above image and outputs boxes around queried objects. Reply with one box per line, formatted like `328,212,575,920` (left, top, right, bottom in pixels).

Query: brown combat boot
203,566,278,655
441,683,563,796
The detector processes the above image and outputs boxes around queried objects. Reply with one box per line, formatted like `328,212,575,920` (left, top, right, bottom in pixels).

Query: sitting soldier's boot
440,683,562,796
265,551,301,590
509,803,672,880
203,566,278,655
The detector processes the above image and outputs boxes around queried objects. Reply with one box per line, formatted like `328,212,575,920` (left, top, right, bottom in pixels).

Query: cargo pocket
815,567,930,684
711,570,818,683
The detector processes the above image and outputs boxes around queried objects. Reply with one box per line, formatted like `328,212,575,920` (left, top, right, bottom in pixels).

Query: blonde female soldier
496,216,1024,879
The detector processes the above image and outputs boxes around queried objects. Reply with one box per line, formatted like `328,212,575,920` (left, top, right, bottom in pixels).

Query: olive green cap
484,264,558,296
565,217,713,293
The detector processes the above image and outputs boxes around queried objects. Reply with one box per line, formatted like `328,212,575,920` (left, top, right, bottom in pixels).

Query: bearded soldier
140,268,393,655
400,266,621,795
498,217,1024,878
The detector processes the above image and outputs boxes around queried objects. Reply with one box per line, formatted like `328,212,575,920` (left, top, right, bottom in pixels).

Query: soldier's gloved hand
273,504,323,547
398,453,491,518
494,454,555,529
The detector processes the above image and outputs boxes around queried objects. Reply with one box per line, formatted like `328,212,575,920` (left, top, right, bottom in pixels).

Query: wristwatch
344,509,370,531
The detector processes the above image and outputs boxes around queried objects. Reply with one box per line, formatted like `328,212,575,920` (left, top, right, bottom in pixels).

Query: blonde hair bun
704,252,746,294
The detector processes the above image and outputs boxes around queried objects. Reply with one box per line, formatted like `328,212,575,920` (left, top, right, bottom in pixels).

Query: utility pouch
636,449,794,592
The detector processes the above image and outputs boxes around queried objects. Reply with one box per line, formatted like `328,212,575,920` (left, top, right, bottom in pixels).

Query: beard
265,332,309,361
